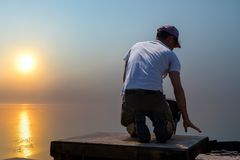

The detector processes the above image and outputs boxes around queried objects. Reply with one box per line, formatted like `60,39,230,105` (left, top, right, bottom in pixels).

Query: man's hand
183,119,202,133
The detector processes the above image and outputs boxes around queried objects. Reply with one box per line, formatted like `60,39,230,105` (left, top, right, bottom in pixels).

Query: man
121,24,201,143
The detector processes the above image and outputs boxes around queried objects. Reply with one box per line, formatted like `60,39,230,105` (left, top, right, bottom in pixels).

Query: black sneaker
135,113,150,143
154,123,168,143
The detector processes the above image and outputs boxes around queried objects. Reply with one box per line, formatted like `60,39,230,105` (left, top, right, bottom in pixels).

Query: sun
17,54,36,74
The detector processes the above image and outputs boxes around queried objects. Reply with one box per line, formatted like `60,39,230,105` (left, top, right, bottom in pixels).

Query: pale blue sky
0,0,240,140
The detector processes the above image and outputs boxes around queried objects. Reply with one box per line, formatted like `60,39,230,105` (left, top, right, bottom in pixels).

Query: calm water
0,103,122,160
0,102,239,159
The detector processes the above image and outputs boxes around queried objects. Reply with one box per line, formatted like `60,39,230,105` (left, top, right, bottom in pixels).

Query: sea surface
0,103,239,160
0,103,122,160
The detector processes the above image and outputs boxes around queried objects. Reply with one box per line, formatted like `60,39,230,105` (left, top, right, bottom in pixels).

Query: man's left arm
123,60,128,83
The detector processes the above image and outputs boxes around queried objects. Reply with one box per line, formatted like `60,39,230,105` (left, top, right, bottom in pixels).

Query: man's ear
165,36,174,44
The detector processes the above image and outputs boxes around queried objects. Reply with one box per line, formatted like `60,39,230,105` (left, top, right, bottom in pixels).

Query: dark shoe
135,113,150,143
154,125,168,143
152,113,170,143
154,121,173,143
167,99,181,129
126,123,137,138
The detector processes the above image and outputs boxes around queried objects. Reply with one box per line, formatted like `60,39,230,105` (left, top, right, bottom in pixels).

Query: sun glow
16,54,36,74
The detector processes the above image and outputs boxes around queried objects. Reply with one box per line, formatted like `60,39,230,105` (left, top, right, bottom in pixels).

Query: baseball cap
157,24,181,48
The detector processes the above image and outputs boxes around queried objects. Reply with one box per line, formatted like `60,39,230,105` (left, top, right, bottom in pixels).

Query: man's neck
157,38,173,51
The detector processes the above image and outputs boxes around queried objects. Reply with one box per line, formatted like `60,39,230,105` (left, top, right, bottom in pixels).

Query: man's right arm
169,71,201,133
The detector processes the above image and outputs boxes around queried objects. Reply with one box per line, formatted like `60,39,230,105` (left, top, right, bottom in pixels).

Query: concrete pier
50,132,209,160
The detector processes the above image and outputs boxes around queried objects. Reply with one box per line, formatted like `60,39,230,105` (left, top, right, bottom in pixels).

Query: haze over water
0,0,240,159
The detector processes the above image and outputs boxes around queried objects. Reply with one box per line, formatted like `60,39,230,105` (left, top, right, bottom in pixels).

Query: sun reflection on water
17,109,33,158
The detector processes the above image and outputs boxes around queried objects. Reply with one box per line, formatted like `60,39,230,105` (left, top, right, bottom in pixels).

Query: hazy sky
0,0,240,140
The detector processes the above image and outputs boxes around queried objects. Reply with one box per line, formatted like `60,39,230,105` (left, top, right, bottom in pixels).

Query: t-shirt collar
154,40,172,50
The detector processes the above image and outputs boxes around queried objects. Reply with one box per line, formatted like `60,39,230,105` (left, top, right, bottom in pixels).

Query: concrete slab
50,132,209,160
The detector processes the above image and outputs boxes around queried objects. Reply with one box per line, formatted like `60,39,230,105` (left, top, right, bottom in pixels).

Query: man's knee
121,110,135,127
121,98,135,126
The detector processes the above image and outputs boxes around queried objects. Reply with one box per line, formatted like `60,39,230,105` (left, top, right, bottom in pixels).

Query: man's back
123,40,180,93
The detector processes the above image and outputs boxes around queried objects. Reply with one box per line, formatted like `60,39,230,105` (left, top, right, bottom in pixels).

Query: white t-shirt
122,40,181,94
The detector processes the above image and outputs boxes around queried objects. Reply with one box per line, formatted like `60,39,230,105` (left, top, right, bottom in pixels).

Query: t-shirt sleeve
123,49,131,61
169,52,181,72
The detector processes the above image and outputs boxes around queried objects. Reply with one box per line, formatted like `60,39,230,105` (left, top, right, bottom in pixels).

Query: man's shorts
121,91,176,135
